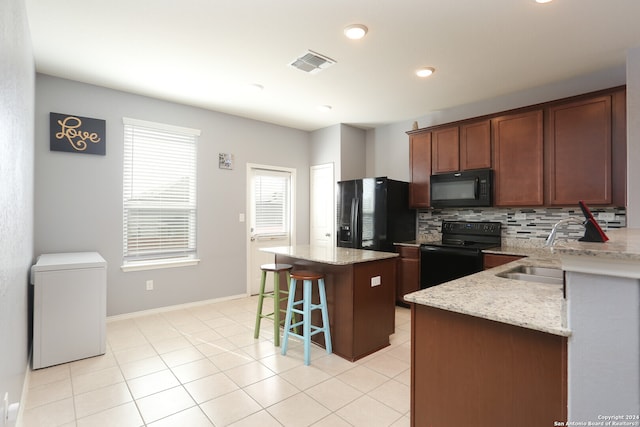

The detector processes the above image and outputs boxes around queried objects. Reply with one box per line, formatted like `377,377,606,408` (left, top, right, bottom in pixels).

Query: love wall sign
50,112,106,155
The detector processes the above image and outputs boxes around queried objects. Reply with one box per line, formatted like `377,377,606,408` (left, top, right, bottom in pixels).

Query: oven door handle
420,245,481,257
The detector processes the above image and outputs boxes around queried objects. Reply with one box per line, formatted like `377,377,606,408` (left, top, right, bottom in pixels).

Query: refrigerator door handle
351,197,360,247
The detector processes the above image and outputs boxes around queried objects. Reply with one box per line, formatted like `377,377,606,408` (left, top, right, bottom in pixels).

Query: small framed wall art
50,112,106,155
219,153,234,170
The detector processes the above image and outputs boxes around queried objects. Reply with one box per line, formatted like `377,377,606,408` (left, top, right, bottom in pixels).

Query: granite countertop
261,245,398,266
483,244,556,260
551,228,640,261
403,228,640,336
551,228,640,279
404,256,570,337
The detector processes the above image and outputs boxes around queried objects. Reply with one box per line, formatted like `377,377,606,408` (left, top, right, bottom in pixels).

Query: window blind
123,118,200,262
252,170,290,236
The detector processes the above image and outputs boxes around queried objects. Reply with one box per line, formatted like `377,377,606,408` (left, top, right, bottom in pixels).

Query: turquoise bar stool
281,270,332,365
254,263,293,347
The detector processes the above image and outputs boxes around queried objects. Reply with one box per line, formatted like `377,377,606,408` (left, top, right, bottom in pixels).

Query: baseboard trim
15,352,31,427
106,293,250,322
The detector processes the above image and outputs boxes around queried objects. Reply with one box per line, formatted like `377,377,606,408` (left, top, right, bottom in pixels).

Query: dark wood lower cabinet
275,255,396,362
395,245,420,306
411,304,567,427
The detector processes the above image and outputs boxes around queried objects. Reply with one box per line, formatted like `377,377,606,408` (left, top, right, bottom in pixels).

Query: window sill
121,258,200,272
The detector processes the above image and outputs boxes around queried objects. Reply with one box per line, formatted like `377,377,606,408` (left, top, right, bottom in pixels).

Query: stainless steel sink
496,265,564,285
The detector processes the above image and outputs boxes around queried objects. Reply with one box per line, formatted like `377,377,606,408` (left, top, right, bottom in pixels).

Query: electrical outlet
514,213,527,220
146,280,154,291
598,212,615,221
371,276,381,287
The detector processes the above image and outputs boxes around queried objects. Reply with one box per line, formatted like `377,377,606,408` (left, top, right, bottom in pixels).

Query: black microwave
430,169,492,208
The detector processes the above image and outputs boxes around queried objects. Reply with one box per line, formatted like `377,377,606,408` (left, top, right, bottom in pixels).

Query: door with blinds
247,165,295,295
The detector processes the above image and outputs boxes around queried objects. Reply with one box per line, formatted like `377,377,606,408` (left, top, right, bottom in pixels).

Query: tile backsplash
417,206,626,246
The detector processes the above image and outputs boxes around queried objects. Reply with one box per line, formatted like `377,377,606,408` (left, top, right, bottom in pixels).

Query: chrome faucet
545,217,585,247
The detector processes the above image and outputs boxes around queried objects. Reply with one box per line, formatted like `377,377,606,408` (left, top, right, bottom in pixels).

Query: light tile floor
22,296,412,426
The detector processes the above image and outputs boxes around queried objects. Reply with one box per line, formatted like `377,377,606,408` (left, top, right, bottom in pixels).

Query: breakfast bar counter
404,248,568,426
404,254,568,336
262,245,398,362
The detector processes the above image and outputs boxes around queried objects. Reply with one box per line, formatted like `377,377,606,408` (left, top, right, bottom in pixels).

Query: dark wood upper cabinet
407,86,626,208
431,127,459,173
431,121,491,174
409,132,431,208
460,120,492,170
492,110,544,206
546,96,612,205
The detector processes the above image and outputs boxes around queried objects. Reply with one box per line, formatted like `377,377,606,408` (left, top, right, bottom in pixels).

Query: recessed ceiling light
344,24,368,40
416,67,435,78
317,105,332,112
535,0,553,3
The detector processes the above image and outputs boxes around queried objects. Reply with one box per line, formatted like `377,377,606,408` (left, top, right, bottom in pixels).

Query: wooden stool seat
281,270,332,365
290,270,324,281
254,263,293,347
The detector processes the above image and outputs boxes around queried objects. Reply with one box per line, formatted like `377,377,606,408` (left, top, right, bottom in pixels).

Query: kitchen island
262,245,398,362
405,228,640,427
404,251,569,427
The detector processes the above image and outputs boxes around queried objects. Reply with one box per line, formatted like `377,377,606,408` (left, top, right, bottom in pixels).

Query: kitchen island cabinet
405,256,569,427
411,305,567,427
263,245,398,362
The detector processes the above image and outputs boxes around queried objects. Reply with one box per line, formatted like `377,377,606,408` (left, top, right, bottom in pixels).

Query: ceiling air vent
289,50,336,74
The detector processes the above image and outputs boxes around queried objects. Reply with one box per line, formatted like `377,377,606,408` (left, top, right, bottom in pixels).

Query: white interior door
310,163,335,248
247,165,295,295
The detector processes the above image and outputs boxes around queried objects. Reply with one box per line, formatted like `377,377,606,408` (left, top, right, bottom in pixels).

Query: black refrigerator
337,177,416,252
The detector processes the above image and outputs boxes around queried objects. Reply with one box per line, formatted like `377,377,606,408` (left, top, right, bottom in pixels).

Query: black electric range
420,220,502,288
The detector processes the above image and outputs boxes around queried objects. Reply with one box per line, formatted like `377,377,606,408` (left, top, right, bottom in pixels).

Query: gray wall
310,123,366,182
34,75,310,316
0,0,34,418
339,124,366,181
310,124,340,176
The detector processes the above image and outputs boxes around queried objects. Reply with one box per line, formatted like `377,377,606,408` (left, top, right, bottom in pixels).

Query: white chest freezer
31,252,107,369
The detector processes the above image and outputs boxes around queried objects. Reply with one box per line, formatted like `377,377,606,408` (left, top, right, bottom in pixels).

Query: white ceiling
25,0,640,131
